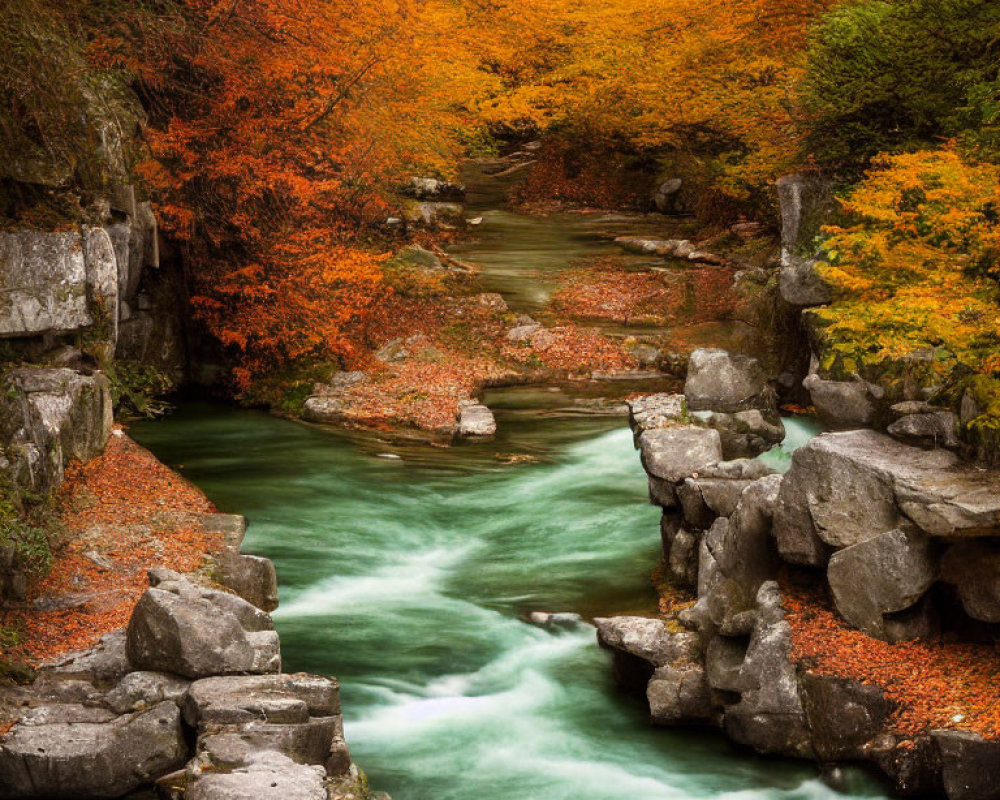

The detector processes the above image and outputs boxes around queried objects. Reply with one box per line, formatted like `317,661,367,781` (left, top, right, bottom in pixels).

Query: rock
638,426,723,507
401,201,465,229
627,393,686,441
594,617,701,668
105,671,191,714
401,177,465,201
527,611,582,629
48,630,131,685
126,577,281,679
183,674,339,729
458,402,496,437
647,662,715,724
302,396,348,425
652,178,683,213
684,349,774,414
216,552,280,612
690,408,785,459
776,173,834,307
803,373,880,428
780,258,832,307
932,730,1000,800
827,528,936,639
772,431,901,560
668,527,701,588
187,751,328,800
724,582,813,759
506,323,542,343
701,475,783,628
0,230,91,336
801,673,891,760
386,244,446,272
705,636,747,692
0,368,113,496
198,717,339,771
888,412,960,449
0,702,186,799
941,541,1000,623
774,430,1000,555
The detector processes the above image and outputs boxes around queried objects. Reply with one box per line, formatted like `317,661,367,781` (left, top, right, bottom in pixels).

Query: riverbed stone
684,349,773,414
401,177,465,201
638,426,723,507
401,201,465,229
691,409,786,459
458,401,496,437
827,528,936,639
0,701,186,799
594,617,701,668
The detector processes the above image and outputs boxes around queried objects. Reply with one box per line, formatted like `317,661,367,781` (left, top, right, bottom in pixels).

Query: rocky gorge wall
598,344,1000,799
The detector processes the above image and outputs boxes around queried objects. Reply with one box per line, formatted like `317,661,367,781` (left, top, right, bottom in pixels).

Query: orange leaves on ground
0,431,221,665
551,259,739,327
783,583,1000,741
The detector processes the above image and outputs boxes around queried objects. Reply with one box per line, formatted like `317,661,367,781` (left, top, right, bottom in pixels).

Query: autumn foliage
91,0,484,390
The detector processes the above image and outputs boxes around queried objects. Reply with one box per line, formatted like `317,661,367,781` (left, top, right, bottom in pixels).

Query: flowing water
131,181,883,800
133,404,878,800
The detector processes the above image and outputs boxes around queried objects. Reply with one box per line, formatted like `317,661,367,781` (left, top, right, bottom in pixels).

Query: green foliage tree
801,0,1000,171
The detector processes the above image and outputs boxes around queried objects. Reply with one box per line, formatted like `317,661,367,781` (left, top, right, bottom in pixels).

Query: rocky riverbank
0,433,384,800
596,344,1000,800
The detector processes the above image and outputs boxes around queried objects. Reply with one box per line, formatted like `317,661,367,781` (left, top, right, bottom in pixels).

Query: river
130,185,885,800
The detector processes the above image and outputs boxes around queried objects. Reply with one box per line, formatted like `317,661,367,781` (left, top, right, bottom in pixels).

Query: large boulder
771,430,983,567
690,408,785,460
827,528,936,639
126,573,281,679
184,674,339,730
638,426,723,507
458,402,496,437
401,177,465,202
684,349,774,414
0,701,186,799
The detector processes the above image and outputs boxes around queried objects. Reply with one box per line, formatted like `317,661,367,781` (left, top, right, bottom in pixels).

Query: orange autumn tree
813,149,1000,388
466,0,837,214
93,0,484,390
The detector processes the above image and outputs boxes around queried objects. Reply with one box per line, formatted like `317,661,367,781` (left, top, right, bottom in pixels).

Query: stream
131,185,884,800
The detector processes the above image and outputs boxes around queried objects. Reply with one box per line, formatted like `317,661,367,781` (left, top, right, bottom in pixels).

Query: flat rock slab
638,426,723,507
184,674,340,729
188,751,327,800
0,701,186,799
594,616,701,667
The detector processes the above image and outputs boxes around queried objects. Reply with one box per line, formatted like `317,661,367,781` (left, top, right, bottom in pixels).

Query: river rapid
131,184,885,800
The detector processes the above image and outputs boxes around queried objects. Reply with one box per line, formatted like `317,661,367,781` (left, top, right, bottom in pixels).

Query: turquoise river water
131,403,884,800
